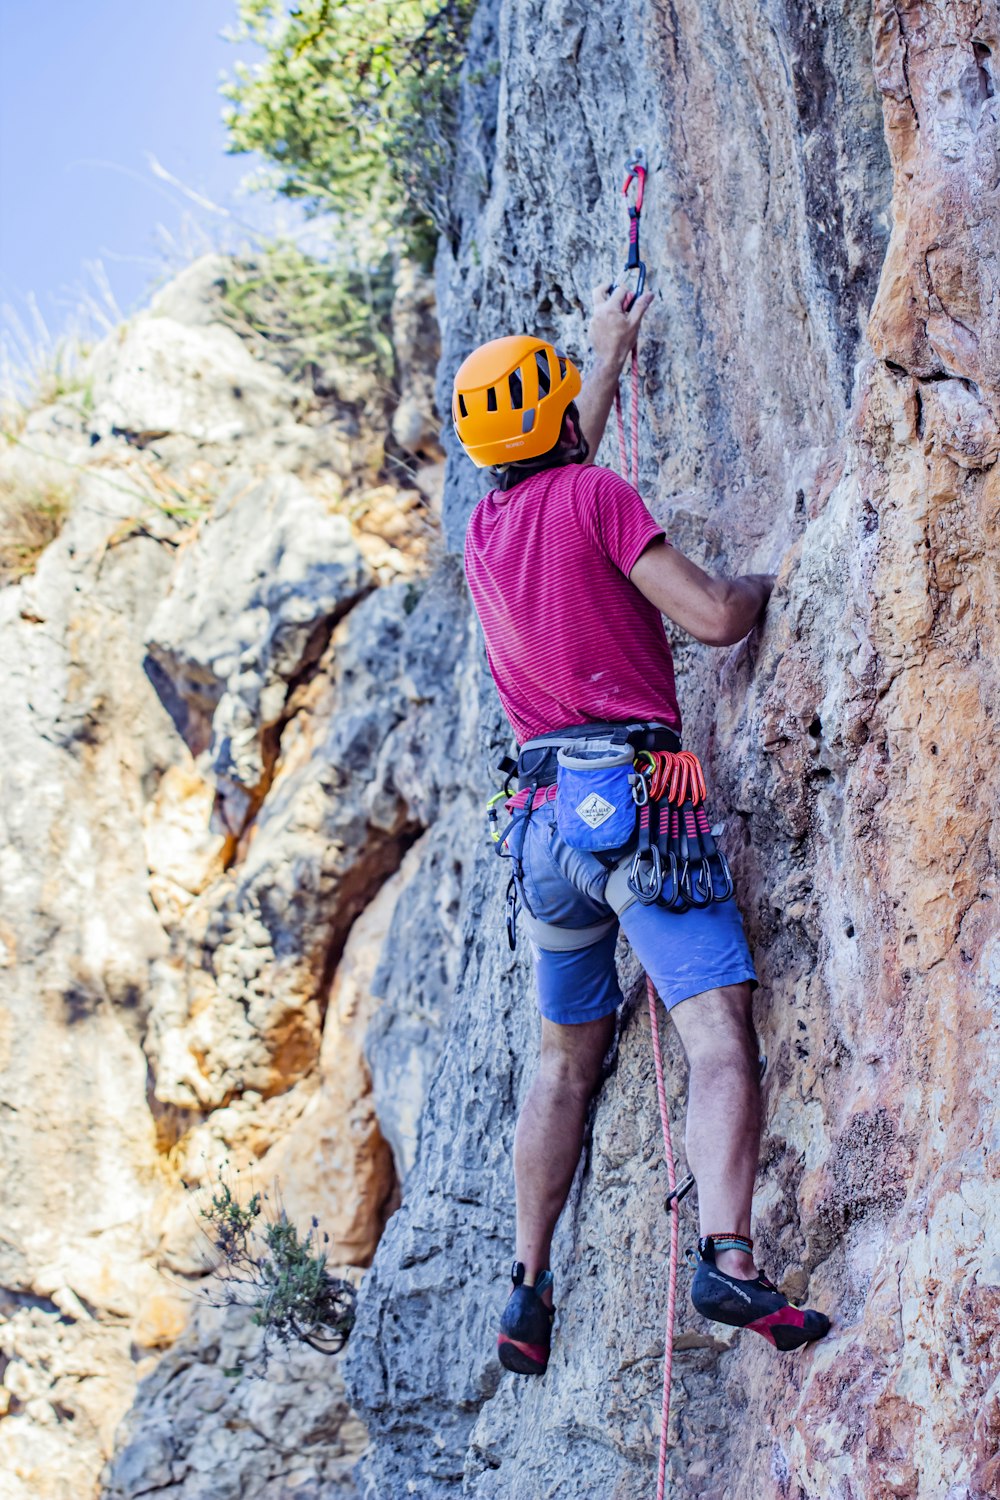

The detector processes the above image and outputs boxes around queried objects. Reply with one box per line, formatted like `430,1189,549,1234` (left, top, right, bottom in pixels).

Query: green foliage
222,0,477,263
221,239,395,380
200,1169,357,1364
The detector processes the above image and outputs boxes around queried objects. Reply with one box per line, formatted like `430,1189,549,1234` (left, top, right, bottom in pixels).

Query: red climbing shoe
497,1262,554,1375
690,1235,830,1351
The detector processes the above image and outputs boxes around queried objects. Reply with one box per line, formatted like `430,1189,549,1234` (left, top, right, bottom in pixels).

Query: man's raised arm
630,541,774,647
575,282,654,461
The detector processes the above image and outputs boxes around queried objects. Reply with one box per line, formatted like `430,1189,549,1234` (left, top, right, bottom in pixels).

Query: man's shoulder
566,463,642,508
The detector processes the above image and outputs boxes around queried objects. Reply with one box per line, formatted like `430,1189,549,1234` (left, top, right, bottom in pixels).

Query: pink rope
629,344,640,489
615,385,628,480
614,346,640,489
647,974,679,1500
619,338,676,1496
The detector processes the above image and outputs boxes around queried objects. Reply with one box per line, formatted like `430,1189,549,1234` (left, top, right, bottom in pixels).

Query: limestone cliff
2,2,998,1498
346,2,1000,1497
0,253,454,1498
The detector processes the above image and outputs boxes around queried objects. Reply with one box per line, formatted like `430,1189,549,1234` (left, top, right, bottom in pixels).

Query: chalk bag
555,742,637,853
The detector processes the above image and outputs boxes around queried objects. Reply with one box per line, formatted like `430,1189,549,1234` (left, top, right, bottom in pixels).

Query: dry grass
0,471,72,585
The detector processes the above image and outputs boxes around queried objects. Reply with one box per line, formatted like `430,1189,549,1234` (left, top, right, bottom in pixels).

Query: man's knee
539,1014,614,1099
686,1034,757,1086
671,985,758,1076
539,1050,602,1102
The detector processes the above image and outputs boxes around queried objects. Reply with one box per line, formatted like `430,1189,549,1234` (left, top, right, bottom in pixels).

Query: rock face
345,3,1000,1498
4,3,1000,1499
0,255,449,1498
101,1304,368,1500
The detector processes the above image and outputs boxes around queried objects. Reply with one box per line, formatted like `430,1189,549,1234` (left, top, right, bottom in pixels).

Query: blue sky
0,0,282,352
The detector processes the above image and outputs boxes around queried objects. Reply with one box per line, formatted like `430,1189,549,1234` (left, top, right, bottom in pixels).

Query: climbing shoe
690,1235,830,1352
497,1262,555,1375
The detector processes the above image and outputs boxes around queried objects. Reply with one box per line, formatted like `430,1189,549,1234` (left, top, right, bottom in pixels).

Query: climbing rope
647,975,680,1500
616,344,641,488
612,148,685,1497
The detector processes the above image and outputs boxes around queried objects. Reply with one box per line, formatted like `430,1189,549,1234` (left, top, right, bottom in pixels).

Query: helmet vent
487,386,498,412
508,370,523,409
535,350,551,396
558,356,567,380
458,394,468,418
522,409,536,434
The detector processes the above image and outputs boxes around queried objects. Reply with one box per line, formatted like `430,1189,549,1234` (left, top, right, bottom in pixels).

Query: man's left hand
589,282,655,374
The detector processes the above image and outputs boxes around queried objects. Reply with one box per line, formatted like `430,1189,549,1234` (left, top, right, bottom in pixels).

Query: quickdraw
627,751,735,911
614,149,646,494
622,149,647,297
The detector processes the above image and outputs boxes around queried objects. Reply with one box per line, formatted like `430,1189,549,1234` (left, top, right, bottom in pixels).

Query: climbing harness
488,721,683,952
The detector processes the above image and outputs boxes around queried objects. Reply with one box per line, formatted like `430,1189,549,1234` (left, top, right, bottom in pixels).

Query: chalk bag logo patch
575,792,616,829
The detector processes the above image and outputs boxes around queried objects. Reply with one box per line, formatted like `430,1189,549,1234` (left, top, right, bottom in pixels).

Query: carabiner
708,849,735,903
623,151,647,215
506,875,518,951
690,858,714,908
486,789,506,843
666,1172,695,1210
631,770,649,807
628,844,663,905
659,847,684,909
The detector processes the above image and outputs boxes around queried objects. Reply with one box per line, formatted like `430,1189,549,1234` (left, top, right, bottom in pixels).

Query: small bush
200,1171,357,1364
0,471,72,585
221,240,396,382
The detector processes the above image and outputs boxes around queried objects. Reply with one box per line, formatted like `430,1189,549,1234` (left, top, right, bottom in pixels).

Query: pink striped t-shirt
464,464,682,745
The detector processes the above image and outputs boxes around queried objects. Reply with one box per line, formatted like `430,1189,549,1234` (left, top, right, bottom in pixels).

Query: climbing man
454,284,831,1375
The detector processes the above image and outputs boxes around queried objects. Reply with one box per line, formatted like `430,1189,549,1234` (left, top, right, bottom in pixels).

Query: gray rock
101,1305,364,1500
145,472,372,830
347,0,995,1497
88,315,292,450
0,241,442,1496
148,255,233,328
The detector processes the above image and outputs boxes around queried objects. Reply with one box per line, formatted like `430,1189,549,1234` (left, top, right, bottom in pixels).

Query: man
455,286,830,1376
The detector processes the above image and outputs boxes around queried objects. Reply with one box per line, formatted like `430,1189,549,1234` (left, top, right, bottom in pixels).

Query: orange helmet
452,335,582,468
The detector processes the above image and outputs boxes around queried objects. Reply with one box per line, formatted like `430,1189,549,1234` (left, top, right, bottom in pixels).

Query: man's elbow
693,617,745,648
697,582,758,647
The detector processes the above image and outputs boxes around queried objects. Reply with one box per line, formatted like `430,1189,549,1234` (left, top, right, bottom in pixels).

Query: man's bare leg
514,1012,617,1295
667,981,761,1279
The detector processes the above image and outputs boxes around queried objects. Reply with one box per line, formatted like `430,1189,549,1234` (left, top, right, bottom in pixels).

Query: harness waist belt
516,720,681,789
506,785,558,813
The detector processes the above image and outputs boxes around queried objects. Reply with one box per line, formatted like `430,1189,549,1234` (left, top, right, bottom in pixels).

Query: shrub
221,239,396,381
222,0,477,264
200,1171,357,1364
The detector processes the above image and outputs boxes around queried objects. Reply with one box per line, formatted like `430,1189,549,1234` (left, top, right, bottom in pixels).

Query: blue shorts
518,801,757,1025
